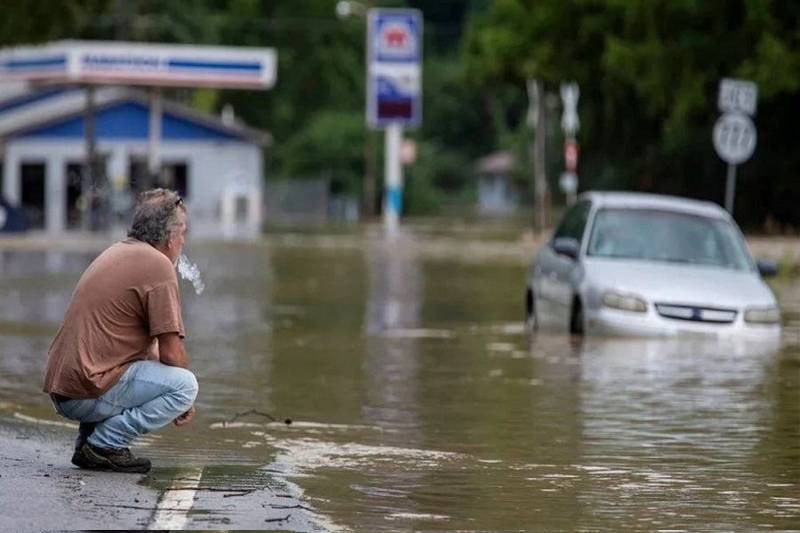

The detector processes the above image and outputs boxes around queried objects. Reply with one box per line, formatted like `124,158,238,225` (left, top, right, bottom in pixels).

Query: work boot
75,443,151,473
71,449,91,469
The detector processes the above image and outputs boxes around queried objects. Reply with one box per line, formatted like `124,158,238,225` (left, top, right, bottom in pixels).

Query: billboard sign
367,9,422,129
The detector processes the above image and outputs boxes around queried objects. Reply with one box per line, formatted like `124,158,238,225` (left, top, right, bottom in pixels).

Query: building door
21,162,46,229
160,162,188,198
65,163,84,229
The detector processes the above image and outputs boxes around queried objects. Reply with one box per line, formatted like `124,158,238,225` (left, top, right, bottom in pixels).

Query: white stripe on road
150,468,203,530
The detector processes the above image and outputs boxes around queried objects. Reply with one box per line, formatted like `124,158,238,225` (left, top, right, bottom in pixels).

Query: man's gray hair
128,188,185,245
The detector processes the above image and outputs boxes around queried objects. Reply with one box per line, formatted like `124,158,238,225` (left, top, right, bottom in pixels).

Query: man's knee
173,368,198,408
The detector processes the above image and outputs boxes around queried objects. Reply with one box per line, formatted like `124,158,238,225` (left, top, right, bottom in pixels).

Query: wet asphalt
0,421,326,530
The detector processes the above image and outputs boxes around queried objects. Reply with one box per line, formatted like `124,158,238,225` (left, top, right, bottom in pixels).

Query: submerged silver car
526,191,781,338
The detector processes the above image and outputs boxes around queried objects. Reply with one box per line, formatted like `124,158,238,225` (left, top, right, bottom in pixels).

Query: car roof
578,191,730,220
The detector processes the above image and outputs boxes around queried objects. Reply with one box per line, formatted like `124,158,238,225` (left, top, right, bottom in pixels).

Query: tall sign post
367,9,423,235
559,82,580,206
713,78,757,214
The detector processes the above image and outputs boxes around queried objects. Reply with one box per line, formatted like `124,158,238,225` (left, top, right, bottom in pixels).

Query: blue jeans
51,361,198,450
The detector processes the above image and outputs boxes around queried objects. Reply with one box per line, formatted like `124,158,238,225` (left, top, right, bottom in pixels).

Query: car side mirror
552,237,580,261
756,259,777,277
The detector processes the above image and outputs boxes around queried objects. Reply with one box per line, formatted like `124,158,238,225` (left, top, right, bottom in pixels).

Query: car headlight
602,291,647,313
744,306,781,324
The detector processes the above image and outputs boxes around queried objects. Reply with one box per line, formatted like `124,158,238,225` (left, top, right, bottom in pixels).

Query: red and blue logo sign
371,11,422,64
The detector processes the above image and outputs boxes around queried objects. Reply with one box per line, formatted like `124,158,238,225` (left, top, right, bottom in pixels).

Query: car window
553,201,591,242
586,208,753,271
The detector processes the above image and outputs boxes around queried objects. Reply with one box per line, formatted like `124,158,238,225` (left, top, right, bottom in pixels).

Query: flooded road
0,229,798,530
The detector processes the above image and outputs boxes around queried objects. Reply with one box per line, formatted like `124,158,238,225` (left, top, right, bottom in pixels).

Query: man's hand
173,405,195,426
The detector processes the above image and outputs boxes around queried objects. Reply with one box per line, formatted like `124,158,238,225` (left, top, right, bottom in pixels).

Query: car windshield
587,208,753,271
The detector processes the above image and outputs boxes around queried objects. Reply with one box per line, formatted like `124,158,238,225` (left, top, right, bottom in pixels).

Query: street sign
367,9,423,129
713,113,757,165
564,140,579,172
560,82,580,136
559,172,577,195
715,78,758,215
718,78,757,116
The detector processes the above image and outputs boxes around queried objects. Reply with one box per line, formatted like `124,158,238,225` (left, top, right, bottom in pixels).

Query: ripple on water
258,437,463,474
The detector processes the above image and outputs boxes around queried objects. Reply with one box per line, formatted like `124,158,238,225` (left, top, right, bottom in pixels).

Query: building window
66,163,84,229
159,162,188,199
21,162,46,229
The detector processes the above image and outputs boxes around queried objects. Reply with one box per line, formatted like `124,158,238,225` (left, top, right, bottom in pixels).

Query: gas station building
0,41,276,238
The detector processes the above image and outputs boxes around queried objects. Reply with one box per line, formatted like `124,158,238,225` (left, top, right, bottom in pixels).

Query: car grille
655,303,737,324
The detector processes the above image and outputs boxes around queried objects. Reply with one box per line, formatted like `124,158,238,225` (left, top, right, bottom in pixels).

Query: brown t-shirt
43,238,185,398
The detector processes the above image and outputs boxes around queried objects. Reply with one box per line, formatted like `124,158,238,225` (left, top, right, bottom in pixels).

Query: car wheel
570,298,584,335
525,289,538,332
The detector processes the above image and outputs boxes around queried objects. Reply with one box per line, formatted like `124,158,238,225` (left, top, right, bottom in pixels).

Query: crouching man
43,188,198,473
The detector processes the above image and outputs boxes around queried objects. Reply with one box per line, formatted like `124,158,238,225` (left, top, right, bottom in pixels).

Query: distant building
475,150,520,215
0,85,270,237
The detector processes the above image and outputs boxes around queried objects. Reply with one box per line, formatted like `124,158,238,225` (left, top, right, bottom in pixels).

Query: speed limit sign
713,113,756,165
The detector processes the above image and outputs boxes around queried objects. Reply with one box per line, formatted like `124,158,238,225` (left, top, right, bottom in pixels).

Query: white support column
248,187,261,235
148,88,163,183
3,152,20,205
108,147,129,228
221,187,236,239
383,123,403,235
46,156,66,234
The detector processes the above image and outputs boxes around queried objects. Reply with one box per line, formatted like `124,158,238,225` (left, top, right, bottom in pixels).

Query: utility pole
527,79,548,234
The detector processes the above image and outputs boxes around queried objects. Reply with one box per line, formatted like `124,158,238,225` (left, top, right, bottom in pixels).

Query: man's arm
156,332,188,368
156,332,195,426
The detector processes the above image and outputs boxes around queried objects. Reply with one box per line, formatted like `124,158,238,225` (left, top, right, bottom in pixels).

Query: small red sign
564,140,579,172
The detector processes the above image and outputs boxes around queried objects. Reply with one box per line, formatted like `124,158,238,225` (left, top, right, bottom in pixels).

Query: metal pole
383,122,402,235
83,85,96,231
534,81,548,233
363,127,376,217
147,87,162,189
724,163,737,214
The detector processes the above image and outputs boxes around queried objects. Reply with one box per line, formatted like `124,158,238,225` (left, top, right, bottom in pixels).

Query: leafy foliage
463,0,800,229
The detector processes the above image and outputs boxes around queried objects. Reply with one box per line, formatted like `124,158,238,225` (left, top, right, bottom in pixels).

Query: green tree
277,110,364,193
462,0,800,228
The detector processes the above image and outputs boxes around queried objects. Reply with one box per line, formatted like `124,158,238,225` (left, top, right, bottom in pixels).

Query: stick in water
229,409,292,425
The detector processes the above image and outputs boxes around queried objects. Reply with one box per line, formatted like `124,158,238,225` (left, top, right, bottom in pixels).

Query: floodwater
0,229,798,530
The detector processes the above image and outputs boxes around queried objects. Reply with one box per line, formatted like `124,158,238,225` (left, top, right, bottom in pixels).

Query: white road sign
713,113,756,165
559,171,578,195
560,82,580,135
718,78,757,116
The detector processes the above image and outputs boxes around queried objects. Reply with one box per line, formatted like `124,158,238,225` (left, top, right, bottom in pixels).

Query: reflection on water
0,237,797,530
